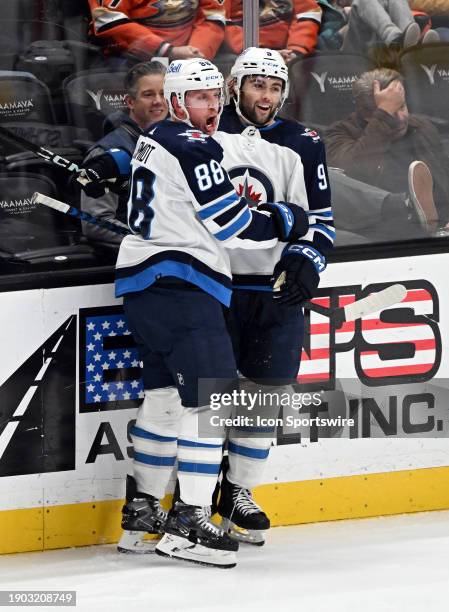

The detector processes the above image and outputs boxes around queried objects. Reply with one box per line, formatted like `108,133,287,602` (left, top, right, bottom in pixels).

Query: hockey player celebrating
215,48,334,545
110,58,310,568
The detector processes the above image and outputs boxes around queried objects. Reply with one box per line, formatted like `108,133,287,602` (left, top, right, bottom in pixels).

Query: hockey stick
33,192,407,321
0,124,83,176
32,192,129,237
273,273,407,325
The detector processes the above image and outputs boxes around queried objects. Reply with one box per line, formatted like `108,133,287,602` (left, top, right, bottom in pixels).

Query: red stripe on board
360,319,426,331
360,339,436,356
310,321,355,334
403,289,432,303
301,348,330,361
297,372,330,381
361,363,435,377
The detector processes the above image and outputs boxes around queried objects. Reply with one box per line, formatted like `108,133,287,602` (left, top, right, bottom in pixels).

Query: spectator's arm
88,0,171,58
222,0,244,54
286,0,322,55
80,189,125,247
189,0,226,59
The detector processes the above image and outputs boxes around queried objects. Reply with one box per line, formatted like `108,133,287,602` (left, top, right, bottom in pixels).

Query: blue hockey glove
78,149,131,198
272,244,325,306
258,202,308,242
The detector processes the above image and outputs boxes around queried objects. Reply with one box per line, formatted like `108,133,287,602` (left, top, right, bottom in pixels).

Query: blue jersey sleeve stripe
309,223,336,239
214,207,251,241
107,148,131,175
198,193,240,220
307,210,333,218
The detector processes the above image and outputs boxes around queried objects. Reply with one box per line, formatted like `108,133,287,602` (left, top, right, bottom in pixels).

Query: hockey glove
272,245,324,306
258,202,308,242
77,149,130,198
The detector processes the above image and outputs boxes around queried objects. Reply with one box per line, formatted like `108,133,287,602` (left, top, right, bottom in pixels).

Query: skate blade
221,518,265,546
117,530,159,554
155,533,237,569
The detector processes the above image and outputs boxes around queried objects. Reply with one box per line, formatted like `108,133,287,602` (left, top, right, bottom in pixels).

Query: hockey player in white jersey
107,58,310,567
214,48,335,545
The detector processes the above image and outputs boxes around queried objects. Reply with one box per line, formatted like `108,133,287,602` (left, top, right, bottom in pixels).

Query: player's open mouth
205,115,217,133
257,105,270,113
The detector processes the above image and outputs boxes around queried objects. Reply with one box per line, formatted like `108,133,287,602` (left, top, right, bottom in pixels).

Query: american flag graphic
297,283,440,386
79,306,144,412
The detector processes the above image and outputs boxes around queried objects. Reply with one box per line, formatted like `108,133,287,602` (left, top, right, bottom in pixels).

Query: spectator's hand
373,79,405,116
170,46,204,59
279,49,299,63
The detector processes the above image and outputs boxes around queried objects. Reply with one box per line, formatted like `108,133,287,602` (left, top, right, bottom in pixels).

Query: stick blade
343,283,407,322
32,192,71,214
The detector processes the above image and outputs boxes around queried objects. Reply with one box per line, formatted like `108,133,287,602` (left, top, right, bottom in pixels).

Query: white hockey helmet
164,58,224,126
230,47,289,119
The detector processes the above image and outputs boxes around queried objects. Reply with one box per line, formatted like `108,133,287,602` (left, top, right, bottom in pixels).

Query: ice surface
1,510,448,612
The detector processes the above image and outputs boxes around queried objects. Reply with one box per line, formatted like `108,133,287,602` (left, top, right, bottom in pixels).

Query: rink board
0,254,449,553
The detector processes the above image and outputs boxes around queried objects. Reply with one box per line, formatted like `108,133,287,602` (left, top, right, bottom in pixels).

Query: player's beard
240,95,277,127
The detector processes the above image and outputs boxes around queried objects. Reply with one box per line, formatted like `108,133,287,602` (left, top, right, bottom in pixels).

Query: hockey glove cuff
258,202,308,242
272,245,325,306
77,149,131,198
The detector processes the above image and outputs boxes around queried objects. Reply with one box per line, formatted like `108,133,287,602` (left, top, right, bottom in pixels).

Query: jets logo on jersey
178,129,209,143
228,166,274,207
301,128,321,143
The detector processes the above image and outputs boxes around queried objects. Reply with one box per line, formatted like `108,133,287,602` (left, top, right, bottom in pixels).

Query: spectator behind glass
88,0,225,62
224,0,322,62
80,61,168,250
324,68,449,231
339,0,439,54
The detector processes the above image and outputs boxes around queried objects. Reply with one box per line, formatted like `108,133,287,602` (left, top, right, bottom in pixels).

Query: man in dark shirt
324,67,449,231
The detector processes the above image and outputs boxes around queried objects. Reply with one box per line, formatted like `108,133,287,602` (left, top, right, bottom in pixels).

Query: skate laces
134,497,167,522
194,506,225,537
233,487,262,516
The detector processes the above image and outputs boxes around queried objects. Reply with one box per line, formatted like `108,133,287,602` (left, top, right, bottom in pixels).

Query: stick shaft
0,125,82,175
32,192,129,237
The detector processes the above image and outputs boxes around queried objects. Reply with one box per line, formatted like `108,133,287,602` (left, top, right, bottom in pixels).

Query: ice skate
155,501,238,568
117,475,167,554
218,475,270,546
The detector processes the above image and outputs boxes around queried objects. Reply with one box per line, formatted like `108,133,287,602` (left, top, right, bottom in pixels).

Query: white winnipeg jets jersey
115,119,281,306
214,129,309,280
218,105,335,288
